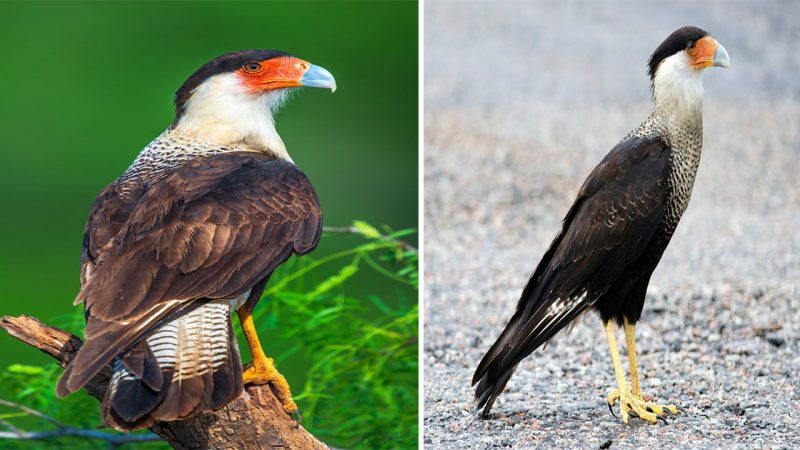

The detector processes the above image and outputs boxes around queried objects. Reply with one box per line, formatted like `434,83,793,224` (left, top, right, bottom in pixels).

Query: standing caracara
473,27,730,424
56,50,336,430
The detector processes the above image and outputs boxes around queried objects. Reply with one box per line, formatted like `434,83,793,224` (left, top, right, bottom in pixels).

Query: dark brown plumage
57,152,322,429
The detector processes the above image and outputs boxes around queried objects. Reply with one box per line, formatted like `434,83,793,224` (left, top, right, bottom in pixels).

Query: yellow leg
604,320,646,424
623,318,641,398
622,317,678,418
606,319,678,424
237,306,299,421
604,321,629,403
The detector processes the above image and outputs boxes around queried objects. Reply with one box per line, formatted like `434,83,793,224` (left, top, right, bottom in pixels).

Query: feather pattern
57,150,322,430
101,301,244,430
473,137,673,415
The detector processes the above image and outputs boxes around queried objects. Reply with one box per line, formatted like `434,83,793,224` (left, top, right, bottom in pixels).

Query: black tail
100,301,243,430
472,300,589,416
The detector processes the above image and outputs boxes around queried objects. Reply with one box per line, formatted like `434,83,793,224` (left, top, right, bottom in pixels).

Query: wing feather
473,137,672,415
79,152,322,322
59,151,322,396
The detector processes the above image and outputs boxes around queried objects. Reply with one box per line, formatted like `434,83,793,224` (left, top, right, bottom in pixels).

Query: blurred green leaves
250,223,419,447
0,221,418,449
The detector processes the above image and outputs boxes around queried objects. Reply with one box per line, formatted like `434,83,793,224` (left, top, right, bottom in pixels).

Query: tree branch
0,315,330,450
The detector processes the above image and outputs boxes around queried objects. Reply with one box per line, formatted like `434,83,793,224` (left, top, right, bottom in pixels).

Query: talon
606,386,676,425
291,410,302,428
237,305,299,422
607,401,617,418
607,388,620,406
604,320,678,426
242,359,299,421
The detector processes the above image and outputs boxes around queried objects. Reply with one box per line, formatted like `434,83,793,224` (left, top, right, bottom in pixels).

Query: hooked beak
712,42,730,68
300,64,337,92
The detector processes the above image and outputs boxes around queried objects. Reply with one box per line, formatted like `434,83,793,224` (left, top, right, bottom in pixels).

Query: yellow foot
243,358,300,424
607,388,678,424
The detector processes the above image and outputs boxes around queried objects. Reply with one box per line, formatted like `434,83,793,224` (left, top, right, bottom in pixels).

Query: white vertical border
417,0,425,448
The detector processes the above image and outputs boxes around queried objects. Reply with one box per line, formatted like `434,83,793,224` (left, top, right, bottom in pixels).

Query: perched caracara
473,27,730,424
56,50,336,430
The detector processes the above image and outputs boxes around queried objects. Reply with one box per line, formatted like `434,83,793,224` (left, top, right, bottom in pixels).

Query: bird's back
58,144,322,430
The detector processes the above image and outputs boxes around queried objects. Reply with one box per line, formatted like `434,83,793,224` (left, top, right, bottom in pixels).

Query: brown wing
58,151,321,396
473,137,672,414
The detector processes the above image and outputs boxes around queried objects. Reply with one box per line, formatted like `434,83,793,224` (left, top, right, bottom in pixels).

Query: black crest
647,26,709,80
172,50,290,125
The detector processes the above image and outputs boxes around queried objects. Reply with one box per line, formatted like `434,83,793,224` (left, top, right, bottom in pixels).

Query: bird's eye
687,41,696,53
243,62,262,73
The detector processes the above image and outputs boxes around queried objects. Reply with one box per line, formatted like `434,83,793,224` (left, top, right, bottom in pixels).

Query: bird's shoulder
136,151,320,224
576,136,671,200
85,151,320,256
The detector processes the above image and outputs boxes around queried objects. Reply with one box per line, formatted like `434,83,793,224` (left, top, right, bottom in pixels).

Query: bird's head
170,50,336,159
647,27,729,115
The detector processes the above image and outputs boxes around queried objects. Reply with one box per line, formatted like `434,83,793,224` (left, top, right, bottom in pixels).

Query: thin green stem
362,253,414,285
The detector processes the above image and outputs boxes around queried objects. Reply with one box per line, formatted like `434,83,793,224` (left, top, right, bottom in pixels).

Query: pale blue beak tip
713,42,731,69
300,64,337,92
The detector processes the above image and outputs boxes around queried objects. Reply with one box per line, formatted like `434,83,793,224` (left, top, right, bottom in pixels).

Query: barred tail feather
101,301,243,431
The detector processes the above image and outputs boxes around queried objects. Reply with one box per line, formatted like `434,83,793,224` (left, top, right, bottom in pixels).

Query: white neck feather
652,51,704,126
171,73,293,162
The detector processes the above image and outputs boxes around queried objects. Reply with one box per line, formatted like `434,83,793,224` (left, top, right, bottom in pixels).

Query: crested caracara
56,50,336,430
473,26,730,424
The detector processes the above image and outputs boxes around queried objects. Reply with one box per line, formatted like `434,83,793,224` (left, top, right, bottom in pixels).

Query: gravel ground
423,2,800,449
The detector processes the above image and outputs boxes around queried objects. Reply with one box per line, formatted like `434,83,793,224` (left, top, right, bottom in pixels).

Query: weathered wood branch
0,315,329,450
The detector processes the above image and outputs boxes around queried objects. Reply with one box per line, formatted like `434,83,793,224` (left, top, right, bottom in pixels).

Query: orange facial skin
687,36,718,68
236,56,312,93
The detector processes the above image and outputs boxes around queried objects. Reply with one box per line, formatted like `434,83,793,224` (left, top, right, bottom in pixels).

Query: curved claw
607,401,618,418
291,410,302,429
606,387,677,425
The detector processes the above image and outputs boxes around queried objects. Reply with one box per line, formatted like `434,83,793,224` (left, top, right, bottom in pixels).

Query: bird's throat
171,75,292,162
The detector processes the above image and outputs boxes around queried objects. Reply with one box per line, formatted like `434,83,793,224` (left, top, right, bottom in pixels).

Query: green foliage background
0,1,418,449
